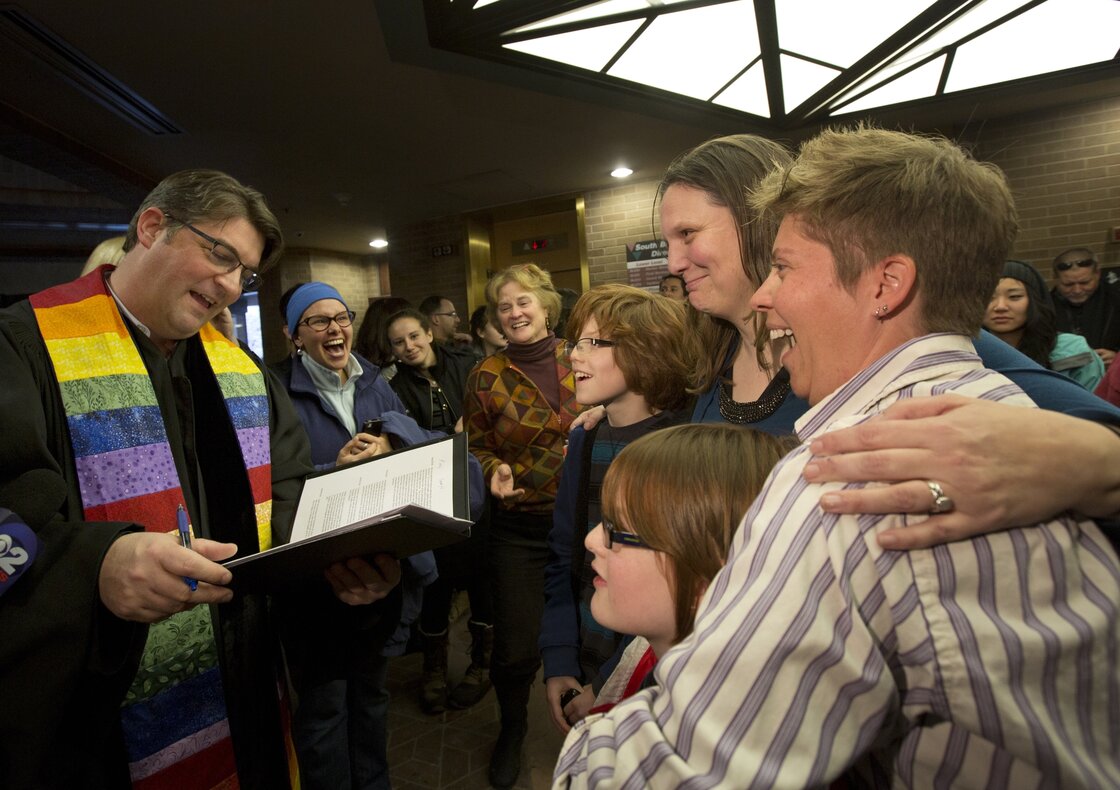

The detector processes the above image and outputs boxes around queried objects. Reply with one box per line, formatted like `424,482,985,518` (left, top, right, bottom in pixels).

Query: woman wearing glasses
274,281,442,790
463,263,583,789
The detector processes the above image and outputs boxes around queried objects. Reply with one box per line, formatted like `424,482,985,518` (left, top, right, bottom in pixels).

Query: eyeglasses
603,519,652,550
1055,258,1095,272
298,311,355,332
164,212,262,292
432,311,459,319
565,337,617,355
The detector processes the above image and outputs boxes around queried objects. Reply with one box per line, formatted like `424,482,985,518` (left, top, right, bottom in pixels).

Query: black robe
0,299,313,789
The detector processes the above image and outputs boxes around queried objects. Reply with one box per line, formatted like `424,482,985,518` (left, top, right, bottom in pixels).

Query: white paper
289,438,457,543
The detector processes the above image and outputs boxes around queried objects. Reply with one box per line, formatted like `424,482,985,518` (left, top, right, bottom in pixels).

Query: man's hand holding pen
98,531,237,623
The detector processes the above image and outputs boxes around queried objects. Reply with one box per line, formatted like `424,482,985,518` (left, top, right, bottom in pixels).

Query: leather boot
419,628,448,715
489,681,531,789
448,621,493,709
488,719,527,789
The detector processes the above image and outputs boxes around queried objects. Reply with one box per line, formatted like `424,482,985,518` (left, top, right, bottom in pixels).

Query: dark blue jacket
274,352,485,653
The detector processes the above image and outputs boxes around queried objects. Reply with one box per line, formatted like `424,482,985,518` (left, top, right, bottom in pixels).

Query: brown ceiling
0,0,1117,261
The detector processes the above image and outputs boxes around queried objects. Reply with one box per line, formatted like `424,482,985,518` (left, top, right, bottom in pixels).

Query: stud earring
874,304,889,318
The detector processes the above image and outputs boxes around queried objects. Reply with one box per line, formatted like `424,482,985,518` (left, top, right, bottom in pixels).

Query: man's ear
134,206,166,250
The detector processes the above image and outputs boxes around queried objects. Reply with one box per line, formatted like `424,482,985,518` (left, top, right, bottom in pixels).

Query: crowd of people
2,124,1119,790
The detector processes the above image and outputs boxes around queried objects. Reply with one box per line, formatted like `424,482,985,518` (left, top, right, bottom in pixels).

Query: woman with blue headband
273,281,479,790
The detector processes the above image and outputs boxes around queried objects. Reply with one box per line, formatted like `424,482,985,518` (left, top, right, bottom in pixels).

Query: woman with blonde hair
463,263,582,788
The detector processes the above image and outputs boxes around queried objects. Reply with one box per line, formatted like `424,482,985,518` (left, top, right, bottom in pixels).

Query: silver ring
926,481,954,514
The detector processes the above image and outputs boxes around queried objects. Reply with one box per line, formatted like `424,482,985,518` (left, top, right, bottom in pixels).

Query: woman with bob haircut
540,283,700,732
462,263,583,788
983,259,1103,390
584,423,795,711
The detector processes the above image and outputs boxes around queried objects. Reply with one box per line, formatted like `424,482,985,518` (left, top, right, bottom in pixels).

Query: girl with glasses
581,424,793,712
541,284,698,733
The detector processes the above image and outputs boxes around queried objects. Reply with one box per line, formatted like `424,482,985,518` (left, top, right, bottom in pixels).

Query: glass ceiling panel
838,54,946,114
777,0,932,69
608,1,761,100
947,0,1120,92
780,53,840,112
828,0,1027,109
713,61,770,117
503,19,644,72
512,0,692,34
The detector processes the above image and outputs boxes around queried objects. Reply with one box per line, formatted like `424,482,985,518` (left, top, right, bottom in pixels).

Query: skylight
444,0,1120,124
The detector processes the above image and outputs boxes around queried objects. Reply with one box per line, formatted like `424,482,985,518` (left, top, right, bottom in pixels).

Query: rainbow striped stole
29,267,276,789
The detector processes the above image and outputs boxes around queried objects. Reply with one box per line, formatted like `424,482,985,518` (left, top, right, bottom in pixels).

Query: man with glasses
1051,247,1120,365
420,293,474,347
0,170,385,788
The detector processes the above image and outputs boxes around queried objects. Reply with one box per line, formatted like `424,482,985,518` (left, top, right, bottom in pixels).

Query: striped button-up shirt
554,334,1120,789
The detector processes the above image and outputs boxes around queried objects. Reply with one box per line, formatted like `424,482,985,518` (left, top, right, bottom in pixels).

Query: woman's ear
874,254,917,313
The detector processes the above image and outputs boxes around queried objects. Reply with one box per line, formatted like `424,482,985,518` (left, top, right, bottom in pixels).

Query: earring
874,304,888,318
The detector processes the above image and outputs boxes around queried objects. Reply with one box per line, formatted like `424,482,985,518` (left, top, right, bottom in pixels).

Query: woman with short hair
462,263,583,789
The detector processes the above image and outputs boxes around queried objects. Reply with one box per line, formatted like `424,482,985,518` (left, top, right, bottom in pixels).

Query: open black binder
224,432,471,592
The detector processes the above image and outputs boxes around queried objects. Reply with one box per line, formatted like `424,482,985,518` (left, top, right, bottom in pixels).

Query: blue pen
177,504,198,592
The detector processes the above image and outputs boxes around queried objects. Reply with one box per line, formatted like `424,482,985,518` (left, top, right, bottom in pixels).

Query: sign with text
626,239,669,290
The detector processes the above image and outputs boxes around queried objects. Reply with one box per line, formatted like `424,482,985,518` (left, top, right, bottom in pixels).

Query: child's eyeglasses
603,519,652,550
566,337,617,355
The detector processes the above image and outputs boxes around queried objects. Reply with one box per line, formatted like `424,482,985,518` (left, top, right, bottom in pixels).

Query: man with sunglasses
1051,247,1120,364
0,170,375,789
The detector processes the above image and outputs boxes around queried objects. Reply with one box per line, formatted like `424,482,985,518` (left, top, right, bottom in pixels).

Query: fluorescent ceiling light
513,1,657,34
946,0,1120,93
779,53,840,112
777,0,929,69
839,0,1026,104
463,0,1118,126
713,60,770,117
608,1,760,99
504,19,643,72
839,54,946,113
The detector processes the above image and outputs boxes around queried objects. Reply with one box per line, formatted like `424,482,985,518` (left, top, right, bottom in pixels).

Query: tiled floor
386,608,566,789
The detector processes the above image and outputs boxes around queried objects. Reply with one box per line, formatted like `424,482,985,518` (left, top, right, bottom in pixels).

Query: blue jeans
281,590,401,790
291,649,391,790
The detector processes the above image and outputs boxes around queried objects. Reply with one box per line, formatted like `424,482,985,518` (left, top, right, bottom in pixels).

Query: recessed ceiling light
611,167,633,178
369,239,388,249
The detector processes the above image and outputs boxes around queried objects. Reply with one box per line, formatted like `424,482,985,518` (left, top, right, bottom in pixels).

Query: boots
418,628,448,715
489,681,531,789
448,621,493,709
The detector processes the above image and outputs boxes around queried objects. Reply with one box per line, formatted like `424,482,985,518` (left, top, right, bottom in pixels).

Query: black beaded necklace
718,367,791,424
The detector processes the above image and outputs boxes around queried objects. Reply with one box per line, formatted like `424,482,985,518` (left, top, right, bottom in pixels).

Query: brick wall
579,95,1120,289
384,216,470,315
260,249,382,362
969,94,1120,281
583,178,661,287
380,95,1119,303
